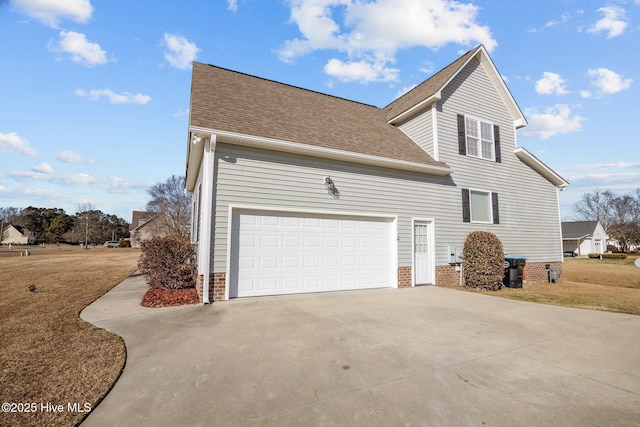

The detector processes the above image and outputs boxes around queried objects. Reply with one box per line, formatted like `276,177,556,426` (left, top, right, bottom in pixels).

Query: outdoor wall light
192,135,202,145
324,176,335,191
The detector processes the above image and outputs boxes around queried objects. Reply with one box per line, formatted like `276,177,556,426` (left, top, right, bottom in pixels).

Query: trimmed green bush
462,231,505,291
589,252,628,259
138,235,196,290
118,238,131,248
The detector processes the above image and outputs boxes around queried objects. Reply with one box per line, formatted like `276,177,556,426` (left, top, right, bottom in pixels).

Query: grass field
0,248,139,427
445,256,640,315
1,249,638,426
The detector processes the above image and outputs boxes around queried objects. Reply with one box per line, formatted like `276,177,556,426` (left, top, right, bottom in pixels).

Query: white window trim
469,188,493,224
465,115,495,161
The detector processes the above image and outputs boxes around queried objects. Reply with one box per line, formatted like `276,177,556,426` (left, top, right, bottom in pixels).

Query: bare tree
575,189,640,252
574,190,616,231
146,175,190,237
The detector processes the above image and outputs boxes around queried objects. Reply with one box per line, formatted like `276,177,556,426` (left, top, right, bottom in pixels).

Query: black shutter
462,189,471,222
457,114,466,155
492,192,500,224
494,125,501,163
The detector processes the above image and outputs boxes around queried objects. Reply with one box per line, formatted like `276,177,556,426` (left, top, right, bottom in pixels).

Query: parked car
104,241,119,248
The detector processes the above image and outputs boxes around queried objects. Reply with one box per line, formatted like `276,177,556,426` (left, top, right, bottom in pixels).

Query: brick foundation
398,266,412,288
523,262,563,283
435,265,462,287
195,261,563,303
435,261,563,287
196,272,227,303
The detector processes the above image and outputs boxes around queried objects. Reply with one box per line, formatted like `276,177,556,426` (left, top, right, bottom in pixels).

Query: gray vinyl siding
210,143,457,272
399,56,562,263
398,106,433,157
205,56,562,274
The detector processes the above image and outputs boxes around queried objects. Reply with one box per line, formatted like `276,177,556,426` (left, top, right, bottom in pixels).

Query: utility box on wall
448,246,463,264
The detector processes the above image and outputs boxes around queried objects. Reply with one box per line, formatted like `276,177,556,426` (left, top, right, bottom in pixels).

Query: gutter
189,126,452,177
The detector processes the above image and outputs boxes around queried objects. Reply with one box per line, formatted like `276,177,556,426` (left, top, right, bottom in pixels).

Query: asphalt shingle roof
189,62,449,169
561,221,598,239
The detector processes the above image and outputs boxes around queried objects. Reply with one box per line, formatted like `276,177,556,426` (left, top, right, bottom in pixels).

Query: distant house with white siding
185,45,569,303
561,221,608,256
1,224,35,245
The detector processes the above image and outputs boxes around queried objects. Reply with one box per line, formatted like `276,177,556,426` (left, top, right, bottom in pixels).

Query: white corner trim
431,103,439,161
199,135,216,304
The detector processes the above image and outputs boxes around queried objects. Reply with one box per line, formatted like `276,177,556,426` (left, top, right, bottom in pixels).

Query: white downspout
200,134,216,304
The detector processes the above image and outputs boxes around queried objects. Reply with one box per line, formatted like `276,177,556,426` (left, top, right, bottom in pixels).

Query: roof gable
188,63,449,177
561,221,599,239
384,45,527,128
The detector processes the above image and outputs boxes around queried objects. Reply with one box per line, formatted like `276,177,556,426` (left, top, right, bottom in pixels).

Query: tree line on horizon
1,174,192,245
0,205,129,245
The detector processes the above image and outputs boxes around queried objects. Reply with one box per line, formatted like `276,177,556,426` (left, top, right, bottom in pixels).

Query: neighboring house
185,45,569,303
1,224,35,245
561,221,609,256
129,211,171,248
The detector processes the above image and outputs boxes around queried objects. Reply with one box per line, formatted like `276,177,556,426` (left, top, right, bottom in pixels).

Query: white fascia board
387,92,441,125
185,130,206,192
190,126,453,176
515,147,569,188
476,46,528,129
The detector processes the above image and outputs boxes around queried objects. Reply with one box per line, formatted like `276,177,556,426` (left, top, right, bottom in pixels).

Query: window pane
467,137,478,156
481,140,493,159
470,190,491,222
466,118,478,137
480,122,493,141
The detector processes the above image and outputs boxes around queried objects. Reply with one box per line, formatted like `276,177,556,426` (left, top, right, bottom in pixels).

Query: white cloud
50,30,107,66
33,162,53,173
0,132,38,156
173,108,190,118
75,88,151,104
163,33,199,70
8,170,150,194
588,6,628,38
324,58,398,83
278,0,497,83
535,72,569,96
570,162,640,170
520,104,585,139
586,68,632,95
227,0,239,11
56,150,94,163
545,13,570,29
11,0,93,27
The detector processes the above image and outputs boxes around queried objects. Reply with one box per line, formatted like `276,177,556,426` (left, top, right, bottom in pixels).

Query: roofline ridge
383,44,482,110
194,61,380,110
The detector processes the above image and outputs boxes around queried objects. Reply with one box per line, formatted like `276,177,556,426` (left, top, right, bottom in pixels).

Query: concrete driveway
81,274,640,427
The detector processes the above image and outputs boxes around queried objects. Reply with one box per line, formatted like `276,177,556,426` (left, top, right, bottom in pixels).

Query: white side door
414,221,432,285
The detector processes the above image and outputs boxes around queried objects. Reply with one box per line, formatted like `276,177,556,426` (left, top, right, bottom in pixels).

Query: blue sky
0,0,638,222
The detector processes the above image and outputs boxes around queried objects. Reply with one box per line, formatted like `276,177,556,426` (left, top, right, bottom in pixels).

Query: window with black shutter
462,188,500,224
457,114,501,162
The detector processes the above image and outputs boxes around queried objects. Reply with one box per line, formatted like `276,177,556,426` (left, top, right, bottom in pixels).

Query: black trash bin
503,256,526,288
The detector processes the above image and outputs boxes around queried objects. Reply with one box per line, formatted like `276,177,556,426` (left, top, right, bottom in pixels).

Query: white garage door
229,210,395,298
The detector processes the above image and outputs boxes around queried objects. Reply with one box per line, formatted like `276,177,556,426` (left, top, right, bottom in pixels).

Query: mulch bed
141,287,200,307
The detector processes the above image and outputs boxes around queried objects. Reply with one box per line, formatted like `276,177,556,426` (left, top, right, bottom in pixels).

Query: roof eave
188,126,453,177
514,147,569,188
387,92,441,125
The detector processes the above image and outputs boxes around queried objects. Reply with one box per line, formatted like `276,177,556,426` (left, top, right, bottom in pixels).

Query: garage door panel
232,210,394,298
